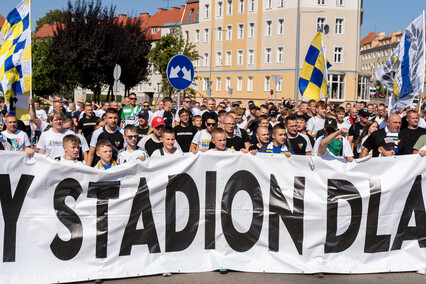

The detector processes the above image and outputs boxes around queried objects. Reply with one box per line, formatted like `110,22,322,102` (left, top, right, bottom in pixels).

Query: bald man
359,113,401,158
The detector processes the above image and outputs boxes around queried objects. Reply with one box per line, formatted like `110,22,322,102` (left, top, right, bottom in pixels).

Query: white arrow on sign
170,66,181,78
181,66,192,82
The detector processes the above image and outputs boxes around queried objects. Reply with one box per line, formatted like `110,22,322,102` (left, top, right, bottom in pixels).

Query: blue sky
0,0,425,39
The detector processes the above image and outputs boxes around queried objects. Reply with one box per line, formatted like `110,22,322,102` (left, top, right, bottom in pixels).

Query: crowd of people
0,92,425,169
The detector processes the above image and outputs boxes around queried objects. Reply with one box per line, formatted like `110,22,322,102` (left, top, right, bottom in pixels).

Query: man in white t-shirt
1,115,31,151
189,117,217,153
307,101,326,138
313,118,353,162
36,110,75,159
117,125,148,163
30,101,48,144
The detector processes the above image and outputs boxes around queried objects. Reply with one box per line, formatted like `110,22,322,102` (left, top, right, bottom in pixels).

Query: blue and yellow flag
299,32,331,101
0,0,31,120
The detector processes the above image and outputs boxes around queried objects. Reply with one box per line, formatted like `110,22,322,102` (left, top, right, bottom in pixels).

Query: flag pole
419,10,425,114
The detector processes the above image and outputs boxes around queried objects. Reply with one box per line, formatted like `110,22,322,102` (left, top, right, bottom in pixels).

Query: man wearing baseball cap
348,108,370,158
137,116,181,156
136,110,150,143
313,118,353,162
378,137,397,157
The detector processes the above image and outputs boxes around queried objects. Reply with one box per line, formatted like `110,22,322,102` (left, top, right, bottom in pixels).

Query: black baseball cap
137,110,149,118
324,118,337,129
358,109,369,117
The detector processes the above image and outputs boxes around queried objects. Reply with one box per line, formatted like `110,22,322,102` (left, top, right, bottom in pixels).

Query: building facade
181,0,363,104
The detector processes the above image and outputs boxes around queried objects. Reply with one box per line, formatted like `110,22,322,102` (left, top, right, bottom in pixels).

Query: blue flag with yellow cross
0,0,31,120
299,32,331,102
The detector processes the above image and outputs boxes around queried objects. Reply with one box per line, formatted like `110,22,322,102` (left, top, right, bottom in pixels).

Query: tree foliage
147,28,200,98
32,37,77,98
50,0,151,102
35,9,67,32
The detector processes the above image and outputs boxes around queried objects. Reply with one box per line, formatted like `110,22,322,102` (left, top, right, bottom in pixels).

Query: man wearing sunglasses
174,96,196,126
120,93,142,128
190,117,217,153
174,108,198,152
117,125,148,164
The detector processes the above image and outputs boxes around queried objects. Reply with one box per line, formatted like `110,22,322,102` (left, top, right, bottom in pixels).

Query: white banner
0,152,426,283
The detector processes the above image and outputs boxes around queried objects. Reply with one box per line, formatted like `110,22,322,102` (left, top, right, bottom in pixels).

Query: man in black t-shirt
162,97,174,128
201,98,218,128
77,105,98,140
360,113,401,158
136,110,150,143
222,115,247,152
174,108,198,152
285,116,312,155
348,109,369,158
398,110,426,154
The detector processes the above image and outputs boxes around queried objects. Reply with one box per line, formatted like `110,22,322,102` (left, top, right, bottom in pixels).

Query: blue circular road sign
167,55,194,90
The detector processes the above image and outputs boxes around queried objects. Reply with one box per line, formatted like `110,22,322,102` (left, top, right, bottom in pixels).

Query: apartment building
182,0,363,104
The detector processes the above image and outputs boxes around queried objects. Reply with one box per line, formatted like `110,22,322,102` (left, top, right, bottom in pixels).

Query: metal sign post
113,64,121,101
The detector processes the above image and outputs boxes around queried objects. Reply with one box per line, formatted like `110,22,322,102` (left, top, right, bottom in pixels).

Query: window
318,0,326,5
226,25,232,40
216,51,223,66
227,0,233,15
276,47,283,63
239,0,245,13
264,76,271,91
194,9,199,22
226,51,232,66
193,79,198,90
205,4,210,18
335,18,344,35
185,31,189,41
217,1,223,16
336,0,344,6
169,27,175,34
247,77,253,92
265,48,272,64
226,77,231,91
248,23,255,38
152,27,157,34
278,0,284,7
277,18,284,35
329,74,345,100
248,49,254,65
203,78,209,91
266,0,272,9
237,50,244,65
216,77,222,91
204,28,209,42
187,8,194,23
249,0,255,12
276,77,282,91
203,52,209,66
266,20,272,36
238,24,244,39
317,17,326,33
237,77,243,91
334,47,343,64
217,27,223,41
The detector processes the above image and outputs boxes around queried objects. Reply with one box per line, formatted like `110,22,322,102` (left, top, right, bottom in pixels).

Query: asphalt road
80,271,426,284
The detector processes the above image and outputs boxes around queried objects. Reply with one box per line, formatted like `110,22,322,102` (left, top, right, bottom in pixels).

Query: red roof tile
141,5,185,40
33,23,63,38
0,14,5,29
182,1,199,24
360,32,378,46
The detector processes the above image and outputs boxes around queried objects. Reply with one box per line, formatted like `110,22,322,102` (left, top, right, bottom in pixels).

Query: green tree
147,28,200,98
35,9,67,32
32,37,77,98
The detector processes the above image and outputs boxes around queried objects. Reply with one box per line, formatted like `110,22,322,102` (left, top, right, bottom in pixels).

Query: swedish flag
0,0,31,120
299,32,331,101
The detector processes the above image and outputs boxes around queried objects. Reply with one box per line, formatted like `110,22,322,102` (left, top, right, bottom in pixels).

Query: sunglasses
184,101,192,103
129,97,137,100
206,123,216,126
126,135,138,140
143,105,149,107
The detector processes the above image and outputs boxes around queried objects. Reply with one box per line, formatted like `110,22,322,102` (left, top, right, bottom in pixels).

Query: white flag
375,13,425,114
